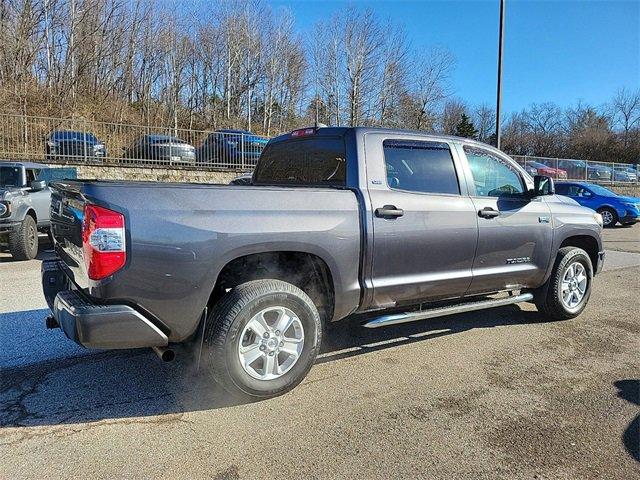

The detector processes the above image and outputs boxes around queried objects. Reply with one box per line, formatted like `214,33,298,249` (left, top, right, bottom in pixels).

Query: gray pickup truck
43,127,604,399
0,162,76,260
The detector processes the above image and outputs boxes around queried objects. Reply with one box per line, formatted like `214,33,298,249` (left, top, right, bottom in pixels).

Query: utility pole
495,0,505,150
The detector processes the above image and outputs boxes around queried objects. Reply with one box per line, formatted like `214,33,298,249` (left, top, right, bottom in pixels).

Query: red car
528,161,568,179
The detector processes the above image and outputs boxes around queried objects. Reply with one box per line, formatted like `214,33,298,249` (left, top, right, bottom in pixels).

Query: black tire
534,247,593,320
203,279,322,399
8,215,39,260
597,207,618,228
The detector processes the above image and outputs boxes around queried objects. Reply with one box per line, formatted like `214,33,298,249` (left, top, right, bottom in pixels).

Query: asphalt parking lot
1,226,639,479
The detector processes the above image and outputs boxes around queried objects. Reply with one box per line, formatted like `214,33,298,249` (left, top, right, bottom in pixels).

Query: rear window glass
253,136,346,187
383,140,460,195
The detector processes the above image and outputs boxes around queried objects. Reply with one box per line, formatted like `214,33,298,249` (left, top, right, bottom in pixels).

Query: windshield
51,131,97,142
587,184,617,197
0,166,23,187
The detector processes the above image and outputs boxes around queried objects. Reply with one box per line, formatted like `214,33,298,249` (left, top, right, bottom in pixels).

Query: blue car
555,182,640,227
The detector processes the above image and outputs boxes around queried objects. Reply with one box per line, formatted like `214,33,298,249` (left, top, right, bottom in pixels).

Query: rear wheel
203,279,322,399
8,215,38,260
534,247,593,320
597,207,617,228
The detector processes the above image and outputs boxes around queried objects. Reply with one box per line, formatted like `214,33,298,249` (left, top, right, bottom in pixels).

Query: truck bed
50,180,362,341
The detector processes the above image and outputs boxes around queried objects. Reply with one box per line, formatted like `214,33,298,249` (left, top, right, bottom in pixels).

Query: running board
363,293,534,328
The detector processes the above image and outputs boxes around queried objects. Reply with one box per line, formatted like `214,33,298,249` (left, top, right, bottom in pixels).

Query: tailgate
49,181,90,287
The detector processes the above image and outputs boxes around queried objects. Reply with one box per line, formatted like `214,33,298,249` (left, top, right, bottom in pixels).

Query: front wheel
597,207,618,228
203,279,322,399
534,247,593,320
8,215,39,260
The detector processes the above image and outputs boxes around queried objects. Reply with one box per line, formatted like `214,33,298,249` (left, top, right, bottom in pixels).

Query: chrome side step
363,293,534,329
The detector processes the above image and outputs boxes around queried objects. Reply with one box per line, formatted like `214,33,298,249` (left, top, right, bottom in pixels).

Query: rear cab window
253,136,346,187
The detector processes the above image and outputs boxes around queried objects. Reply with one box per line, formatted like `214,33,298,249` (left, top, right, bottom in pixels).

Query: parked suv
123,135,196,165
45,130,106,162
44,127,604,399
0,162,76,259
196,130,268,166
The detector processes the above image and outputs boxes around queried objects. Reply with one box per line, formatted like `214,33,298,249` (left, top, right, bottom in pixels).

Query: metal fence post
241,133,245,170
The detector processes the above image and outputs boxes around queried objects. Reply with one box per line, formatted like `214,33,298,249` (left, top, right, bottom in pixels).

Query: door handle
375,205,404,218
478,207,500,219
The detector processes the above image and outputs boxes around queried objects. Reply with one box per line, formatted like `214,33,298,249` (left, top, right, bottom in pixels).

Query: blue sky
271,0,640,114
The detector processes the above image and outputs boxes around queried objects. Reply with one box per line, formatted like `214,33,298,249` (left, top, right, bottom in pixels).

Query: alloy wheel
238,306,305,381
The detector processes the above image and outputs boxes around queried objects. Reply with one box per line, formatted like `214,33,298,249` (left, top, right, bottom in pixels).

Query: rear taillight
82,204,126,280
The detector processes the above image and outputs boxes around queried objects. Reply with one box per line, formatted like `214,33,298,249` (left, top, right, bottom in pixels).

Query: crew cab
42,127,605,399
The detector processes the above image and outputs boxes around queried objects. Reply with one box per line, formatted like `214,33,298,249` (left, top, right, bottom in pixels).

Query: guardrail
512,155,639,184
0,114,268,170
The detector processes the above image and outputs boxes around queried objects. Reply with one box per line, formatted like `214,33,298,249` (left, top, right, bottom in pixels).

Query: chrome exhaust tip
152,346,175,362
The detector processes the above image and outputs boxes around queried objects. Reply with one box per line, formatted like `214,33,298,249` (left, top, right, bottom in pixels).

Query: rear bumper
42,259,168,349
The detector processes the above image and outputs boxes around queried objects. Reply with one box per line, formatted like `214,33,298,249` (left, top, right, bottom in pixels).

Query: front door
460,145,553,294
367,136,478,309
26,168,50,225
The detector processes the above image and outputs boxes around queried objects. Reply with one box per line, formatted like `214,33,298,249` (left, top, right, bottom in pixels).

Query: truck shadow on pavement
0,304,547,428
614,380,640,463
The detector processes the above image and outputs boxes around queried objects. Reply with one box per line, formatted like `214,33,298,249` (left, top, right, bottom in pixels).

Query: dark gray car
43,127,604,399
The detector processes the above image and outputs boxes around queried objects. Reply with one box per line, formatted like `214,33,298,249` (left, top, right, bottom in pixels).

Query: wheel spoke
263,353,278,377
248,316,269,337
275,311,295,335
241,344,263,366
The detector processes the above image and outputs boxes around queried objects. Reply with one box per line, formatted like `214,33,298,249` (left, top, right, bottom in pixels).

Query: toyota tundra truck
42,127,605,399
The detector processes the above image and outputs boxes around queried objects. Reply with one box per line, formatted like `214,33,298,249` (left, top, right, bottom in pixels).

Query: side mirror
533,175,554,196
30,180,46,191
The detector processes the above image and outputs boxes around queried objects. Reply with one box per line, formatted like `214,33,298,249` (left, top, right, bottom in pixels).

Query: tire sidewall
222,290,320,397
554,250,592,316
24,217,38,259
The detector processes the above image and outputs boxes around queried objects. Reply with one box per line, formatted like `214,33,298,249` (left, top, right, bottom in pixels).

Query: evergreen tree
455,113,478,139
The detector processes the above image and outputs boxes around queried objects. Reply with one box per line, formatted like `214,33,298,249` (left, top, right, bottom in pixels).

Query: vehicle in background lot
229,172,253,185
556,160,613,181
526,161,568,179
612,165,637,182
555,181,640,227
0,162,76,260
587,164,612,181
123,135,195,165
196,130,268,166
45,130,106,162
44,127,604,400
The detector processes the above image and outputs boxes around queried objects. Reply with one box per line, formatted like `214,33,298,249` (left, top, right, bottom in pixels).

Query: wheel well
209,252,335,323
26,209,37,222
560,235,599,269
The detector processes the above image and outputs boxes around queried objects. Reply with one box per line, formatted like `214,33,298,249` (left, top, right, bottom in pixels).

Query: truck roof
0,160,49,169
269,126,502,153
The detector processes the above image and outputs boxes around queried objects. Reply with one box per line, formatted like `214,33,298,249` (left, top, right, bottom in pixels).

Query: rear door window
254,136,346,187
382,140,460,195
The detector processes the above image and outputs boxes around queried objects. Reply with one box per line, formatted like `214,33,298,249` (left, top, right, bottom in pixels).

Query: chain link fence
0,114,638,183
0,113,269,170
512,155,639,184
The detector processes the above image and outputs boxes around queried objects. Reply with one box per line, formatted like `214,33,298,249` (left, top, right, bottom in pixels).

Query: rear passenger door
366,135,478,309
